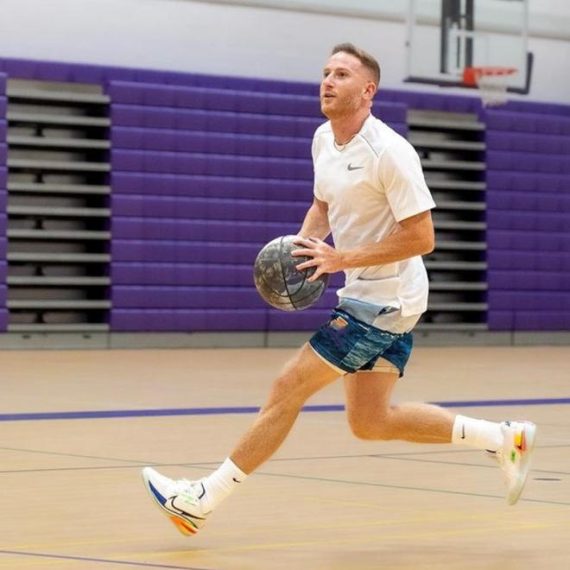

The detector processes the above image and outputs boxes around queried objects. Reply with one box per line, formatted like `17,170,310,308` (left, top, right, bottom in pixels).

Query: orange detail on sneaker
171,516,198,536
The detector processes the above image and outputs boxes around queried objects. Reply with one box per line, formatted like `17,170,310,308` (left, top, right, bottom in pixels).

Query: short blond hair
331,43,381,88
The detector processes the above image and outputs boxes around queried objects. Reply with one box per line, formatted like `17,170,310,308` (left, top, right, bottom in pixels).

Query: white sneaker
495,421,537,505
141,467,210,536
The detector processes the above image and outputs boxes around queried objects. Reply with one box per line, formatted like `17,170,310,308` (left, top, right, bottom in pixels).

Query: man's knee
347,412,394,441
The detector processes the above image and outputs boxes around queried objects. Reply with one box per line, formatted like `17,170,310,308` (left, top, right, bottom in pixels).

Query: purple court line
0,397,569,422
0,549,209,569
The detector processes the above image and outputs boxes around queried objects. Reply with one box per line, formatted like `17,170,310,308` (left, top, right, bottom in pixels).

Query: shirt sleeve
378,138,436,222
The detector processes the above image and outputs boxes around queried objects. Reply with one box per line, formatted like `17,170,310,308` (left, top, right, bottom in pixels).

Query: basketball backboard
406,0,532,94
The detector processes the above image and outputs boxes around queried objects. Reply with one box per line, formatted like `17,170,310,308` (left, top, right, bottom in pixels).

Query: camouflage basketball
253,235,329,311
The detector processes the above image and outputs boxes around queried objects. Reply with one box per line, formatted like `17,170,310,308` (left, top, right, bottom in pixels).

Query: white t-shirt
312,114,436,321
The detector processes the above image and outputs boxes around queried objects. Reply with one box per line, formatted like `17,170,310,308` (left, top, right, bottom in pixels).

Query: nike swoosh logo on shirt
347,163,364,171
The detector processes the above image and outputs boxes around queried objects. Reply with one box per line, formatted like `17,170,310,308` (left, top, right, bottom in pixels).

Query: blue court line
0,397,569,422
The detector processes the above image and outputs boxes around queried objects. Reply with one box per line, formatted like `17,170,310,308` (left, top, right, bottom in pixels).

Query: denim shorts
309,309,413,377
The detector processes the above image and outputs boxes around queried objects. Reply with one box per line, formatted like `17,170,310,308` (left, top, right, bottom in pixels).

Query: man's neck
330,111,371,146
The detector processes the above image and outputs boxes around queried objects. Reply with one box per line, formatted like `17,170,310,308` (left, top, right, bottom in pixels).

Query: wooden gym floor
0,345,569,569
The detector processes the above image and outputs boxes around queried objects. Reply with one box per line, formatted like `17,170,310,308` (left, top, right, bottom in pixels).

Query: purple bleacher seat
0,73,6,93
112,286,263,309
36,62,73,82
488,270,570,291
111,195,309,223
111,105,321,138
487,191,570,213
486,171,568,193
0,144,6,163
485,110,570,136
486,131,570,155
112,262,255,287
486,151,570,174
0,308,7,331
487,229,570,252
487,210,570,233
372,102,407,123
506,100,570,117
111,218,294,243
111,150,313,180
111,172,313,201
0,193,6,212
489,291,570,311
487,311,513,330
72,65,110,85
488,250,570,271
0,121,6,141
0,237,6,257
0,261,6,283
0,99,6,117
0,168,6,188
112,127,311,159
108,82,322,118
489,310,570,331
0,58,38,79
111,240,259,264
110,309,267,331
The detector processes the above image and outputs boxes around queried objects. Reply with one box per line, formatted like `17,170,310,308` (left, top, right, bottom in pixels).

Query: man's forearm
341,210,435,269
298,202,331,240
340,228,432,269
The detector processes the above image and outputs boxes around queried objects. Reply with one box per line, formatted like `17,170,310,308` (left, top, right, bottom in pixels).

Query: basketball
253,235,329,311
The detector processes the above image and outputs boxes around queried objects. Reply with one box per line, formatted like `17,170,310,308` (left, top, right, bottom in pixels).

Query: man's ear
363,81,377,99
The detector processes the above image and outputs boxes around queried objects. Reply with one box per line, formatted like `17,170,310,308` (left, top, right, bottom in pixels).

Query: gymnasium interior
0,1,568,568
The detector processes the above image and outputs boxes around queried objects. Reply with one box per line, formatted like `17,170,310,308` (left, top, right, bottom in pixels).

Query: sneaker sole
507,422,537,506
141,469,200,536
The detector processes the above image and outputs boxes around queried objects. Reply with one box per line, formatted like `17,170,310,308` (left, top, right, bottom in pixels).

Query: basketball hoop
463,67,517,107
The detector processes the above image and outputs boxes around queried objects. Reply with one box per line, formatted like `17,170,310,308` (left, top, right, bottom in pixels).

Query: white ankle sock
202,458,247,512
452,415,503,452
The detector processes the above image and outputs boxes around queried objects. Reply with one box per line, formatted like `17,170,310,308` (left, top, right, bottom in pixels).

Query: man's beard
321,95,361,120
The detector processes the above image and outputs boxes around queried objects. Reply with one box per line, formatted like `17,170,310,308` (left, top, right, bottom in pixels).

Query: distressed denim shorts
309,309,413,377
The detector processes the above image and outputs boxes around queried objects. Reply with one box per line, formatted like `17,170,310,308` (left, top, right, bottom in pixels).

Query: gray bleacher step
8,158,111,172
421,159,485,170
434,240,487,251
436,201,486,211
7,276,111,286
428,303,488,311
426,260,487,270
408,137,486,151
408,117,484,131
7,112,110,127
8,205,110,217
8,135,111,150
415,323,488,332
425,180,486,191
7,87,110,105
8,229,111,240
8,182,111,195
7,252,111,263
8,323,110,332
429,282,488,291
434,220,486,230
7,300,111,309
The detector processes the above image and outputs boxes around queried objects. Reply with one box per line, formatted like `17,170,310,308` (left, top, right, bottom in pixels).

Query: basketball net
463,67,517,107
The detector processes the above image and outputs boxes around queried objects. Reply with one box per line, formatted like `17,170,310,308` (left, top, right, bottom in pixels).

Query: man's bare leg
343,370,454,443
230,343,341,473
